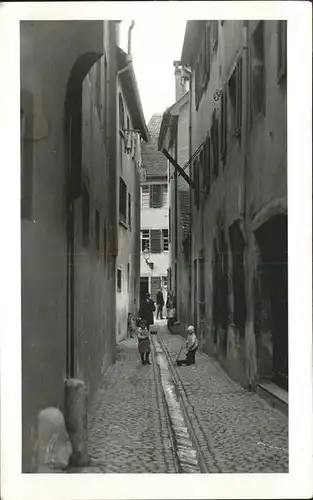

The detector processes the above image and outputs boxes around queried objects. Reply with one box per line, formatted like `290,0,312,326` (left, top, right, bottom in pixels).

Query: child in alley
127,312,136,338
137,318,151,365
176,325,198,366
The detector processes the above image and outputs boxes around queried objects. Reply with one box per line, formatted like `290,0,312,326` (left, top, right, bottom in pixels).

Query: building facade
20,20,146,472
116,47,149,340
140,115,169,304
160,20,287,393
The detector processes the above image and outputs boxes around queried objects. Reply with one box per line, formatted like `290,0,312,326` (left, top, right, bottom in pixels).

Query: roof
141,114,168,177
181,20,206,67
117,48,149,142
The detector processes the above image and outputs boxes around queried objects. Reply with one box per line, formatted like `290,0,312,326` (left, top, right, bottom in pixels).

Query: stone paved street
158,323,288,473
74,321,288,474
77,337,177,473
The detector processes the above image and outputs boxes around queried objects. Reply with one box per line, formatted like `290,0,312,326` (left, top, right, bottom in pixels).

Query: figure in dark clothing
137,319,151,365
156,289,164,319
139,293,155,330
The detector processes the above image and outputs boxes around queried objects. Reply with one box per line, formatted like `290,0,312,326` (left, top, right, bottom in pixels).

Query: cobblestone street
74,321,288,474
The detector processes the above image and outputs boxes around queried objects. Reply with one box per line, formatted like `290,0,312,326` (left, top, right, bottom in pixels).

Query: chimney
173,61,186,102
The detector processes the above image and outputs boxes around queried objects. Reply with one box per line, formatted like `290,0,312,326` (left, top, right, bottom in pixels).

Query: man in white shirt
176,325,198,366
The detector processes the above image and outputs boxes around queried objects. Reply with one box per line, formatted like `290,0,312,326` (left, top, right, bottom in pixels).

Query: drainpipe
128,20,135,55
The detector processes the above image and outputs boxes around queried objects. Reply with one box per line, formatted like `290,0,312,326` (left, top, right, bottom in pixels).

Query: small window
277,20,287,82
150,185,163,208
128,192,131,228
162,184,168,207
251,21,265,117
119,93,125,131
117,268,122,293
82,182,90,248
119,177,127,223
141,185,149,208
95,208,100,253
162,229,169,251
141,230,150,251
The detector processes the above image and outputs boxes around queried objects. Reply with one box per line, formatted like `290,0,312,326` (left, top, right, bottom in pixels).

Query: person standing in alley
156,289,164,319
137,318,151,364
139,292,155,331
176,325,198,366
166,290,173,318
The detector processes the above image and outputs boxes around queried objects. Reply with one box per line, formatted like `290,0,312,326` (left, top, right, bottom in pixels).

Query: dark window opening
95,208,100,253
117,268,122,293
119,177,127,223
251,21,265,117
128,192,131,228
229,221,246,338
82,182,90,248
141,230,150,251
21,95,34,220
119,93,125,131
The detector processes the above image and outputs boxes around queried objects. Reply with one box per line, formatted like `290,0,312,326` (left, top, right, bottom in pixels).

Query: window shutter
141,185,149,208
236,57,243,140
150,185,162,208
150,229,161,253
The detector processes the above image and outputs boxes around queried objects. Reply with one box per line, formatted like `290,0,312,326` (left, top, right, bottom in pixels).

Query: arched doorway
254,214,288,390
64,52,102,378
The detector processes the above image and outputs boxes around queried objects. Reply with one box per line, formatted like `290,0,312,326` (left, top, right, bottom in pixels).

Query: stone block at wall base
65,378,88,466
37,407,72,472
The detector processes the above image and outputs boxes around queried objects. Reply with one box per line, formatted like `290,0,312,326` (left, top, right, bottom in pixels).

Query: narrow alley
18,16,292,479
72,320,288,474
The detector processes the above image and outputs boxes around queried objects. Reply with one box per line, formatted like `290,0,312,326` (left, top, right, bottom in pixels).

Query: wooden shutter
236,57,243,141
150,229,161,253
150,185,162,208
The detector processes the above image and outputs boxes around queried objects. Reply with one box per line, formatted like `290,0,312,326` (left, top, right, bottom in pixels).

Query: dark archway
64,51,102,378
254,214,288,390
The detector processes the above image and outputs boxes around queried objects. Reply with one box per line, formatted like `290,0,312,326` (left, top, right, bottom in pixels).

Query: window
141,185,149,208
119,177,127,223
128,192,131,228
117,269,122,293
95,208,100,253
21,93,34,221
141,184,168,208
82,182,90,248
150,229,162,253
150,185,162,208
203,134,211,193
193,159,200,209
162,229,169,251
211,111,219,179
251,21,265,117
119,93,125,131
220,89,228,165
228,58,242,141
141,230,150,251
277,20,287,82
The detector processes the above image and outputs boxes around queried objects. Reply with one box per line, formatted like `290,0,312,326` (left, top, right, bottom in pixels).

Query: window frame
119,177,127,224
117,268,122,293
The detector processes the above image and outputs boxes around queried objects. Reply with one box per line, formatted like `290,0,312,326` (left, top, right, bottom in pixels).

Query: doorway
140,277,149,303
255,214,288,390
